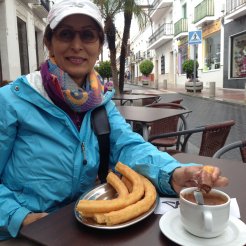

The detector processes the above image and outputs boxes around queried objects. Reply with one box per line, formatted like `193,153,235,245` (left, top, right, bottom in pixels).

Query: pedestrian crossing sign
188,30,202,45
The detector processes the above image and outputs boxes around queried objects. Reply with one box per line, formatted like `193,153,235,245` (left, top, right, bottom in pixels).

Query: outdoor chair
145,102,190,150
213,140,246,162
141,95,161,106
168,98,183,104
148,120,235,157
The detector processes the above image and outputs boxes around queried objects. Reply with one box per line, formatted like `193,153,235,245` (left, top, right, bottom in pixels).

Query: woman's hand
22,212,48,226
171,166,229,194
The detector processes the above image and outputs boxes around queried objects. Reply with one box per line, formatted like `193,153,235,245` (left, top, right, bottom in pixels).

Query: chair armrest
212,140,245,159
148,126,205,152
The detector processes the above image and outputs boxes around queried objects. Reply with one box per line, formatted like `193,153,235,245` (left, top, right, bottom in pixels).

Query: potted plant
182,59,203,92
139,59,154,85
182,59,199,80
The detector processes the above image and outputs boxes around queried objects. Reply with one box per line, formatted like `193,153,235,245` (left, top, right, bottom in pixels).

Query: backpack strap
91,105,110,183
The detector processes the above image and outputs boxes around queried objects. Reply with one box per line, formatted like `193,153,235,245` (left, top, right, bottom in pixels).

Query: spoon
194,190,205,205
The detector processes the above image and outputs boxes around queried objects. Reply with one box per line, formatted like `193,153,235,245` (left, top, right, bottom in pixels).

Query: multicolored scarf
40,58,104,112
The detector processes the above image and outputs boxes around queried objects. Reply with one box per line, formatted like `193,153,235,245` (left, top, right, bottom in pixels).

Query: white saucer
159,208,246,246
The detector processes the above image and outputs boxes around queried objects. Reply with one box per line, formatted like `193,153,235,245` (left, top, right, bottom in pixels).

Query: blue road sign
188,30,202,45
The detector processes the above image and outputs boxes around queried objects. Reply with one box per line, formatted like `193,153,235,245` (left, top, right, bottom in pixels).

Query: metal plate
74,183,159,229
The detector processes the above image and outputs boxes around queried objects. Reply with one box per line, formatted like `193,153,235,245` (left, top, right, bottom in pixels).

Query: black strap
91,106,110,183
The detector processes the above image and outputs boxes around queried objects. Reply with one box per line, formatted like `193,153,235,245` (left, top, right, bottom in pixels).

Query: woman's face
47,14,102,86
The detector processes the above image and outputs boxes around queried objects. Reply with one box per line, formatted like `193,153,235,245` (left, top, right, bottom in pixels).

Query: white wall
0,0,46,81
0,0,21,80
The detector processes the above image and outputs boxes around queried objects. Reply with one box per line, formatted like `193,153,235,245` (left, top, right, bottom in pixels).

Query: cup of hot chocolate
179,187,230,238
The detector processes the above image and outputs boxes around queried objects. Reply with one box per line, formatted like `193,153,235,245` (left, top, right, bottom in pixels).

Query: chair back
142,95,161,106
147,103,189,148
213,140,246,162
199,120,235,157
168,98,183,104
240,141,246,163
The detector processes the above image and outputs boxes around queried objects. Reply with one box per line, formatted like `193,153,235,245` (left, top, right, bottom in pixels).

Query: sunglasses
53,27,100,43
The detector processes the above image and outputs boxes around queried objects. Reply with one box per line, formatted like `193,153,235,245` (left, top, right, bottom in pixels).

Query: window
178,44,188,74
0,50,2,82
182,4,187,18
17,17,29,75
161,55,165,74
231,31,246,78
204,32,220,71
35,31,40,70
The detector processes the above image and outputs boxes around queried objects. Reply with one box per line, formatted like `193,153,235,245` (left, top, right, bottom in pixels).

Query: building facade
223,0,246,89
0,0,49,83
129,0,246,89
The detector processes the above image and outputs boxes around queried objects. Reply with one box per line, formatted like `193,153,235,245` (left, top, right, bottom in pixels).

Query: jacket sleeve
105,101,199,196
0,87,31,239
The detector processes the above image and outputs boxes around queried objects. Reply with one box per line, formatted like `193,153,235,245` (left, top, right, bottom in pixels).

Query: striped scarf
42,58,104,112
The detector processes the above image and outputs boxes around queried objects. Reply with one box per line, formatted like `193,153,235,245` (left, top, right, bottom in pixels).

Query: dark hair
43,20,105,47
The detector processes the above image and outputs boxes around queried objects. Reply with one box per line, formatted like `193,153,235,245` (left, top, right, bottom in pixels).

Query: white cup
179,187,230,238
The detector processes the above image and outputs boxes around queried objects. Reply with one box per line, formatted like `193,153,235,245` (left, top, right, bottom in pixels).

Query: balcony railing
149,0,173,16
149,23,173,46
194,0,214,24
174,18,188,37
226,0,246,14
40,0,50,12
32,0,50,18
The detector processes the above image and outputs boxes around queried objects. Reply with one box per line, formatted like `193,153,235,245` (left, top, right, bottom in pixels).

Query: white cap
47,0,103,31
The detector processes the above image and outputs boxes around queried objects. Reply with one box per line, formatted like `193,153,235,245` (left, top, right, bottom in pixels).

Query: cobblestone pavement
124,82,246,162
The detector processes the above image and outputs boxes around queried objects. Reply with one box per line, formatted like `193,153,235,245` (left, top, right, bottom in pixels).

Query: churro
76,162,144,213
199,165,215,193
104,175,157,226
77,172,129,218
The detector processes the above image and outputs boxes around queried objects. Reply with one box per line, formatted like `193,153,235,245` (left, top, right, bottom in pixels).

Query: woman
0,0,228,240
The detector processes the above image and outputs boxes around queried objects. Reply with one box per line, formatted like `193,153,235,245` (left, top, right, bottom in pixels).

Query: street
124,83,246,161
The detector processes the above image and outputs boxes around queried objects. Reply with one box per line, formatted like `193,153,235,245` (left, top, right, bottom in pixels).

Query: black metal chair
213,140,246,162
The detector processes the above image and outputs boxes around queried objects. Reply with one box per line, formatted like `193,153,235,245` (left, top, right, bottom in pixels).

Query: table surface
112,94,158,100
117,106,191,123
131,89,161,95
20,153,246,246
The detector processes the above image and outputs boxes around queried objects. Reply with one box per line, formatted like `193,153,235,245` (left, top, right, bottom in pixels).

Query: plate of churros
74,162,159,229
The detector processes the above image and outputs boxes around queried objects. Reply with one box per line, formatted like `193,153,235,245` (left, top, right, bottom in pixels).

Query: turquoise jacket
0,73,191,239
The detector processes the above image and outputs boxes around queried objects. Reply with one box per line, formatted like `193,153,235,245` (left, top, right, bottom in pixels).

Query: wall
0,0,46,81
223,16,246,89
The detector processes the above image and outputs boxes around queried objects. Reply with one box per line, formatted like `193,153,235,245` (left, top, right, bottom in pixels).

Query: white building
129,24,155,86
0,0,49,82
129,0,227,89
174,0,225,88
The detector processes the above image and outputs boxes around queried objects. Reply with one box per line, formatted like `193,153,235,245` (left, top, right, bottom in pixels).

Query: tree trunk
104,17,120,95
119,1,133,94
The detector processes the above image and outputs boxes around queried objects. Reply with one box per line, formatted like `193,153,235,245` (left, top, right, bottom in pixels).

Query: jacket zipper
82,142,87,165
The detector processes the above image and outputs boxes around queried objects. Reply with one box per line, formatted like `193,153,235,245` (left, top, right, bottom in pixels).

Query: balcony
148,23,173,49
32,0,50,19
225,0,246,20
174,18,188,39
194,0,216,28
21,0,40,4
135,51,144,62
149,0,173,21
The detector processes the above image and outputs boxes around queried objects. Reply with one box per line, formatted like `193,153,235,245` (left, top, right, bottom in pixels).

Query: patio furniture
168,98,183,104
20,153,246,246
213,140,246,162
112,94,158,106
146,103,190,150
148,120,235,157
142,94,161,106
117,106,191,141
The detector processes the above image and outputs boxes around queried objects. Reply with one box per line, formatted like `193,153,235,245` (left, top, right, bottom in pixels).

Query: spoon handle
194,190,205,205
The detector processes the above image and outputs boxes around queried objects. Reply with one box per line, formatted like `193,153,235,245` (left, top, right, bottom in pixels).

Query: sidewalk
161,83,246,106
125,82,246,106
